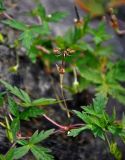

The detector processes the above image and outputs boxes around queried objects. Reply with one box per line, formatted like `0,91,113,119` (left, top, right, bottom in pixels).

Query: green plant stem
60,87,70,118
104,133,110,148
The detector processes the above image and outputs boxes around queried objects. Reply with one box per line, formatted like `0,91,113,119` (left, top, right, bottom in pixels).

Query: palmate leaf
19,23,49,49
3,19,49,50
29,129,54,144
16,129,54,160
89,22,111,45
70,95,109,139
31,145,54,160
0,80,31,104
1,80,60,108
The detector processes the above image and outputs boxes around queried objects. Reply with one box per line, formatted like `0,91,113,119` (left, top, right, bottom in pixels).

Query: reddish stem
3,12,13,20
43,114,68,130
43,114,84,131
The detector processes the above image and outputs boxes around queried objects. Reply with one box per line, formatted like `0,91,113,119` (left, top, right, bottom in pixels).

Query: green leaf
73,95,112,140
33,4,46,20
11,118,20,139
20,107,44,120
29,23,49,35
31,98,59,106
0,80,31,103
109,60,125,82
122,113,125,129
17,139,28,146
92,126,105,140
47,11,68,22
108,82,125,105
0,154,5,160
5,117,13,143
78,66,103,84
19,23,49,49
0,93,4,107
2,20,27,31
109,142,122,160
19,30,34,49
29,129,54,144
0,0,5,12
83,107,101,118
5,148,14,160
93,95,107,114
68,126,89,137
108,125,122,136
8,97,19,116
14,146,29,159
31,145,54,160
89,22,110,45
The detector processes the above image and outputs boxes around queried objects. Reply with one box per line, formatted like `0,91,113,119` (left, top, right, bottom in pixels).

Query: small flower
47,14,52,18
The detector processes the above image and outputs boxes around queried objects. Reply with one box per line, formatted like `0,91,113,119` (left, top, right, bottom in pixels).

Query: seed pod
56,64,65,75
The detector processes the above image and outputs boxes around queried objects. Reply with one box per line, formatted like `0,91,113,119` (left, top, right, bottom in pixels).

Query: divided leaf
20,107,44,120
31,98,59,106
29,129,54,144
8,97,19,116
31,145,54,160
13,146,30,159
68,126,90,137
93,95,107,114
11,118,20,139
3,20,27,31
0,80,31,104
